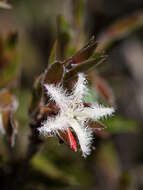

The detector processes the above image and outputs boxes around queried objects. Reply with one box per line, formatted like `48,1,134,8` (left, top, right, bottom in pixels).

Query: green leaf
48,40,57,65
56,16,71,60
31,154,77,185
104,116,139,134
71,0,84,26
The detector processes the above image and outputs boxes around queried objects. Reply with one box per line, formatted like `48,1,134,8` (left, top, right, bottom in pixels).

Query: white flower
38,73,114,157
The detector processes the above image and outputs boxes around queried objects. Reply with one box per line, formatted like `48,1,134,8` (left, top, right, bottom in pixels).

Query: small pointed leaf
64,57,106,80
71,36,97,63
43,62,64,85
89,120,107,131
64,36,97,68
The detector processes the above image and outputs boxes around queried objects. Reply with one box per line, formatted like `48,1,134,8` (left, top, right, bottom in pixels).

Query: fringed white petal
44,84,69,111
68,119,93,157
72,73,88,102
91,105,114,119
38,115,68,136
78,105,114,120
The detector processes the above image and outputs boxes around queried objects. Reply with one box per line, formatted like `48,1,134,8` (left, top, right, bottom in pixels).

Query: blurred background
0,0,143,190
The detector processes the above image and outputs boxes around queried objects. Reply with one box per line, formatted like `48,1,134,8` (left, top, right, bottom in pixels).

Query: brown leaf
43,61,65,85
88,120,109,139
42,62,65,105
64,56,106,80
30,62,65,116
58,130,69,145
64,36,97,67
72,36,97,62
89,120,107,131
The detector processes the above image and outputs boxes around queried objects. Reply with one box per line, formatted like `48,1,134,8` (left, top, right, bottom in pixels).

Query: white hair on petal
72,73,88,102
76,105,114,121
68,119,93,157
90,105,114,120
38,115,67,136
44,84,69,111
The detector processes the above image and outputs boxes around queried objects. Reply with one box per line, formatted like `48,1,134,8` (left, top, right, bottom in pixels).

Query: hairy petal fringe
44,84,69,111
38,115,68,135
72,73,88,102
77,105,114,120
68,119,93,157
